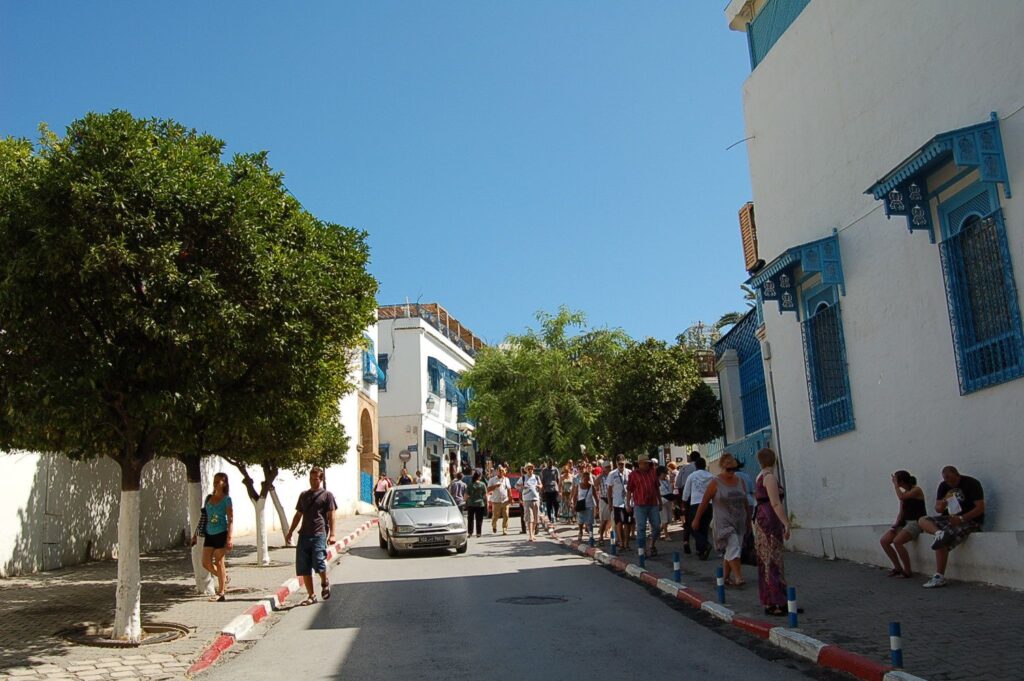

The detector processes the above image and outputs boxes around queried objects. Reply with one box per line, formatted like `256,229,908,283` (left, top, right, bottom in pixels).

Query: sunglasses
725,467,738,472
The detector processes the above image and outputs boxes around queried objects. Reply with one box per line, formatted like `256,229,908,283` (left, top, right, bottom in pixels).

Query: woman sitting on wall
879,470,926,578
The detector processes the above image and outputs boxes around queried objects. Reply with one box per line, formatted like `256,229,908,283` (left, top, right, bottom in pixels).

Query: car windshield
391,488,455,509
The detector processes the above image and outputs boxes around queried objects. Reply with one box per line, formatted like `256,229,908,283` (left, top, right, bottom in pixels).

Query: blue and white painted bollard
638,546,646,568
673,552,681,583
889,621,903,669
589,527,595,548
716,566,726,603
787,586,799,628
610,531,617,556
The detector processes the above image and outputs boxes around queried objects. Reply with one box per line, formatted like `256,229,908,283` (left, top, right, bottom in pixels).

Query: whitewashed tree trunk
270,487,291,545
187,481,215,595
113,490,142,642
254,496,270,566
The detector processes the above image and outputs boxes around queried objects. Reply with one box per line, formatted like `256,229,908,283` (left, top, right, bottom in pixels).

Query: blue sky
0,2,753,345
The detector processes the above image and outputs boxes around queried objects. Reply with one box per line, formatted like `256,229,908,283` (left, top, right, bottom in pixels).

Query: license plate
416,536,447,545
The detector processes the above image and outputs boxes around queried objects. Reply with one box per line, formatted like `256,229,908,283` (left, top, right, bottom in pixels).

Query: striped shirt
627,467,660,506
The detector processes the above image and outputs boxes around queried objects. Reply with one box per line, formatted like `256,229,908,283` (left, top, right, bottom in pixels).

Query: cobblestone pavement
547,517,1024,681
0,514,375,681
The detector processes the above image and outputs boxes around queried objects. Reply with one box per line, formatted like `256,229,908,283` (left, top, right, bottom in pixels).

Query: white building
377,303,483,486
724,0,1024,588
0,324,380,576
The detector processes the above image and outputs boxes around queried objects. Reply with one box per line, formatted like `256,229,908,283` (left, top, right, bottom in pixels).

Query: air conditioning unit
739,202,765,273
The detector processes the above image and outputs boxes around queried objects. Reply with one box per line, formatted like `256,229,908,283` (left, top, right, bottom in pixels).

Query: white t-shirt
682,469,714,505
518,474,541,502
488,476,511,503
607,468,630,507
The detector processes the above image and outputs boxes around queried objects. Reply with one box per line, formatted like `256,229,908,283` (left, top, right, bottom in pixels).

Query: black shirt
936,475,984,524
296,488,338,536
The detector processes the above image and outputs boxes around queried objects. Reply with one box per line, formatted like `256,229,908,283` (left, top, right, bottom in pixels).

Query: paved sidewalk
0,514,375,681
547,518,1024,681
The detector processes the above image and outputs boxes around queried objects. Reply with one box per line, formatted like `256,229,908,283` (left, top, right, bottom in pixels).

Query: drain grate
496,596,571,606
57,621,190,648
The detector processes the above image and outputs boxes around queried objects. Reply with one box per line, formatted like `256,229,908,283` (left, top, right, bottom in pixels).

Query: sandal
299,594,318,606
209,593,226,602
321,582,331,600
765,605,787,616
887,568,904,577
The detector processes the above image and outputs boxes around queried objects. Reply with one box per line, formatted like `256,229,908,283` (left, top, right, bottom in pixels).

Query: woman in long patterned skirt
754,448,790,616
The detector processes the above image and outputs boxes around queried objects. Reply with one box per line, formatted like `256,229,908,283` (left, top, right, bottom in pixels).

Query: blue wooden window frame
746,0,810,70
800,286,855,441
377,354,389,391
427,357,442,395
938,182,1024,394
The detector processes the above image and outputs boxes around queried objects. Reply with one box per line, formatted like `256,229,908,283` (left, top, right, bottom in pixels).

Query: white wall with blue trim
729,0,1024,588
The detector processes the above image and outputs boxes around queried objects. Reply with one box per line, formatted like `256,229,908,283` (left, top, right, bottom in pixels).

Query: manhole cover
57,622,190,648
496,596,571,606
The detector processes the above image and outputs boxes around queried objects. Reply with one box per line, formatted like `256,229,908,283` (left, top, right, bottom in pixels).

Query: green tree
0,111,376,639
669,381,723,446
462,307,628,467
604,339,703,455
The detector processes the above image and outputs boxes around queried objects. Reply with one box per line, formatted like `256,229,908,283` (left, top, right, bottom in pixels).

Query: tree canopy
0,110,377,638
461,307,629,466
462,307,723,466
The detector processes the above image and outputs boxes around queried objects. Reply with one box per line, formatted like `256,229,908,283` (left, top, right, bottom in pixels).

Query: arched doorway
359,409,376,477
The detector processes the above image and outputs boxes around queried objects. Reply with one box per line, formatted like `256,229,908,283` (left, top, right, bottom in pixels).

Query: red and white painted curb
540,520,927,681
187,519,379,676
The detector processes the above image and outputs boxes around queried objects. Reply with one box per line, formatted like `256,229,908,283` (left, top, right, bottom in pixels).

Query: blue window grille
801,300,855,440
715,310,771,436
378,354,389,391
939,197,1024,394
747,0,810,70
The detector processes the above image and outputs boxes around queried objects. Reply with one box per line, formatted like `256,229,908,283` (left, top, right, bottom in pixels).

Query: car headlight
395,525,415,534
448,522,465,530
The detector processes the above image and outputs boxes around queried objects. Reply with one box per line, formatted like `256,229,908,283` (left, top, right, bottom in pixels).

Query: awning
746,232,844,316
865,113,1011,242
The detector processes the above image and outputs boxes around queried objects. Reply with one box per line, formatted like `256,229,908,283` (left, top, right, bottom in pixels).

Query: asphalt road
211,530,838,681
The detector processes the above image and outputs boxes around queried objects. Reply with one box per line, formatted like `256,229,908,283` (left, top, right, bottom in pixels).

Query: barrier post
638,546,646,568
672,552,681,583
716,566,725,604
787,587,798,628
889,621,903,669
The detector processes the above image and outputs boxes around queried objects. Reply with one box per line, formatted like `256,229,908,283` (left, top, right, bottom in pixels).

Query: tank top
900,494,927,526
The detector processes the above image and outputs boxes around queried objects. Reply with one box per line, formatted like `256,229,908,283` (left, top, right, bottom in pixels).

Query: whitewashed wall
377,315,475,485
1,324,378,577
736,0,1024,587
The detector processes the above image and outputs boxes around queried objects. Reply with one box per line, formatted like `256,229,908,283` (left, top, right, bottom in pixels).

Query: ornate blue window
866,114,1020,395
748,232,853,440
800,287,854,440
938,184,1024,394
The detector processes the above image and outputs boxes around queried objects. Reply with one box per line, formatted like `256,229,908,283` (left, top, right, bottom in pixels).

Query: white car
378,484,468,556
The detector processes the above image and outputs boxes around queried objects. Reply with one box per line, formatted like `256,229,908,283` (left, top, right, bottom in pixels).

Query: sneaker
923,574,947,589
930,530,947,550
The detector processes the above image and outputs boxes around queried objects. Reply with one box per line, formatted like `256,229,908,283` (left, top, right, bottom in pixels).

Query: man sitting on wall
917,466,985,589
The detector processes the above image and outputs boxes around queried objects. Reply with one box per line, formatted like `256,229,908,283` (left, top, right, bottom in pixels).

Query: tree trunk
112,459,145,642
269,487,291,546
182,454,215,595
254,495,270,565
